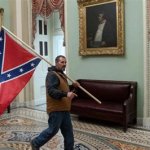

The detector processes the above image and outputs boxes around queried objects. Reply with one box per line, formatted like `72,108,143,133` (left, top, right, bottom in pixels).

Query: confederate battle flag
0,28,41,115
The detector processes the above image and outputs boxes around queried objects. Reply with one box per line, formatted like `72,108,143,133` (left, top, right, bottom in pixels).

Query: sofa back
77,79,136,103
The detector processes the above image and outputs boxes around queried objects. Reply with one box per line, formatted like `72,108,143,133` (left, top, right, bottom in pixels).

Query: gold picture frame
78,0,124,56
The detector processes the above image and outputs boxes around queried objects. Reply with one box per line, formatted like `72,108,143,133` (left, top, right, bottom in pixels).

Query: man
30,55,79,150
88,12,117,48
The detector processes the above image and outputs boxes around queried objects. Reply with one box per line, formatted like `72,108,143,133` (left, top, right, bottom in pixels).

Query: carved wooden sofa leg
123,124,127,132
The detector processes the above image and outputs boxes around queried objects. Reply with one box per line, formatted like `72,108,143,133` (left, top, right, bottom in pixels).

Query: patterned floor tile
0,108,150,150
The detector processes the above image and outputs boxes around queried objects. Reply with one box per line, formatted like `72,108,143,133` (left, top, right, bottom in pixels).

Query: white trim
143,0,150,121
15,0,24,102
137,117,143,126
27,0,32,46
64,0,69,75
16,0,22,38
142,117,150,127
143,0,148,118
136,117,150,127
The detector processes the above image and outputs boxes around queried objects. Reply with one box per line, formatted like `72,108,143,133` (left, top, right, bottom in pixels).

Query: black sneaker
30,140,39,150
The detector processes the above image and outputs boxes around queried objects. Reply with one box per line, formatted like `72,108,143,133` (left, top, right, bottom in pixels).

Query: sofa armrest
123,84,137,113
123,94,132,112
123,97,130,107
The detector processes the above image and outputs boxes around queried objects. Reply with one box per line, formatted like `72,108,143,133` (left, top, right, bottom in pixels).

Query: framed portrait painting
78,0,124,56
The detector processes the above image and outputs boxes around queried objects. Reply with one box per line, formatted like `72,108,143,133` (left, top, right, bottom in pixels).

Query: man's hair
0,8,4,14
55,55,66,63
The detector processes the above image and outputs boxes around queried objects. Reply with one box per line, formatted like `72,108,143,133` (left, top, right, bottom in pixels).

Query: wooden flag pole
2,25,102,105
65,75,101,104
0,8,4,31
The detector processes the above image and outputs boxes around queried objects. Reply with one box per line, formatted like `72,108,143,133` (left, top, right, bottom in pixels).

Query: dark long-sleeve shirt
46,66,67,100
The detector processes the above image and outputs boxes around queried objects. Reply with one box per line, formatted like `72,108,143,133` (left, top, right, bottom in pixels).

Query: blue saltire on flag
0,28,41,115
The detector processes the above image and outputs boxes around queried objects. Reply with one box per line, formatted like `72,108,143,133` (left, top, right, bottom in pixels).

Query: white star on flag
31,63,35,67
7,73,11,78
19,68,24,72
0,37,3,41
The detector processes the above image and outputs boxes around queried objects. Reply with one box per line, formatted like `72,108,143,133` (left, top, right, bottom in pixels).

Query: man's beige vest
46,72,71,113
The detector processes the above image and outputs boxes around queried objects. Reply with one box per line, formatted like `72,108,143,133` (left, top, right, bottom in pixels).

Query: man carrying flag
0,28,41,115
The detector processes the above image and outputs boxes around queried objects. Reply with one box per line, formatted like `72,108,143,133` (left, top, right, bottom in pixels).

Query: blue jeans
32,111,74,150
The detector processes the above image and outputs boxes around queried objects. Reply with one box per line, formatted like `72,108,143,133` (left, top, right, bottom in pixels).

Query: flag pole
0,8,4,31
2,25,101,104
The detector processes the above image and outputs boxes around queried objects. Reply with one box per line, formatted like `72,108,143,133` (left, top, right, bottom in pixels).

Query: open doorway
33,11,65,111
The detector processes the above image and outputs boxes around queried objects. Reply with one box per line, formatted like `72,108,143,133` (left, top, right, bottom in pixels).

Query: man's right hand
67,92,77,100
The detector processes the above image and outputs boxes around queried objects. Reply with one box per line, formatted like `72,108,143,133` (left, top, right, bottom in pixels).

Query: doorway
33,12,65,110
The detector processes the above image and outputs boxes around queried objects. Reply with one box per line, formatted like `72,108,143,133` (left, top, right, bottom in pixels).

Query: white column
143,0,150,126
15,0,25,103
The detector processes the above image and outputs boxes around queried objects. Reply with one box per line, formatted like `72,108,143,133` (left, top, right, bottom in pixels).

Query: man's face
56,57,67,71
98,13,104,22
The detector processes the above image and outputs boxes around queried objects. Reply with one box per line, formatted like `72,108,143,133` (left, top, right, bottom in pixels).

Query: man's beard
61,67,66,71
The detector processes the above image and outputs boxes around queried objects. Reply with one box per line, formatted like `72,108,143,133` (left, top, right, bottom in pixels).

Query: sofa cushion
77,80,130,102
72,98,123,114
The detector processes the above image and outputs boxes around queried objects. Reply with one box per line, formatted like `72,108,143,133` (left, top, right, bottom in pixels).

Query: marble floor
0,101,150,150
9,100,150,131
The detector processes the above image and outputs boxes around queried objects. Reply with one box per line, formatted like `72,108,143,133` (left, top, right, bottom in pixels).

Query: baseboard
137,117,143,126
142,117,150,128
137,117,150,129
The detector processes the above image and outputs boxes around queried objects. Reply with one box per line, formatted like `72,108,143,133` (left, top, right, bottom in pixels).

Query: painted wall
66,0,144,118
0,0,144,118
0,0,10,29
